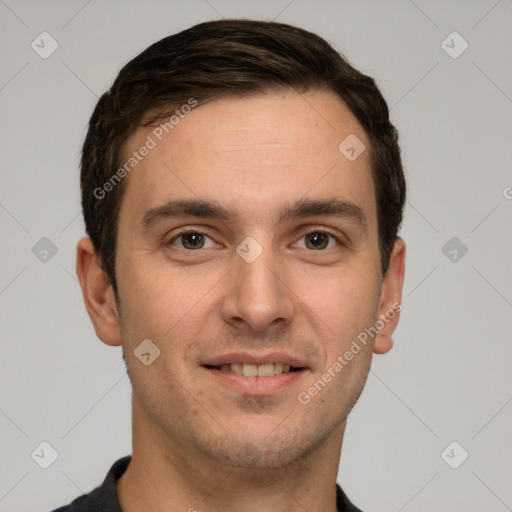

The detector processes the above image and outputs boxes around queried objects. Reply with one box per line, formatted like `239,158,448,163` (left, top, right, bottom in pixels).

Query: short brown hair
81,19,406,298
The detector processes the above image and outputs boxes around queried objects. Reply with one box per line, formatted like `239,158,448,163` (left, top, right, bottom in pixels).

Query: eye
166,227,342,252
294,229,342,250
167,229,217,250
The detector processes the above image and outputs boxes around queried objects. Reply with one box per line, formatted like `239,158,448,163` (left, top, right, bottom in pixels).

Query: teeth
273,363,283,374
231,363,243,375
257,363,274,377
242,363,258,377
218,362,296,376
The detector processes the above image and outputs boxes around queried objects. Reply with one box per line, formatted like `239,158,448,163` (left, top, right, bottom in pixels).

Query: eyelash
167,227,343,250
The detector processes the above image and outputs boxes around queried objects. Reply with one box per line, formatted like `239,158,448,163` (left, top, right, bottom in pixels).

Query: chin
196,419,336,470
207,439,304,469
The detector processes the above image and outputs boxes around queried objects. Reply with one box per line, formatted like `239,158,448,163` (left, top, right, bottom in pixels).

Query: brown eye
295,230,340,251
305,232,329,250
168,230,215,250
180,232,205,249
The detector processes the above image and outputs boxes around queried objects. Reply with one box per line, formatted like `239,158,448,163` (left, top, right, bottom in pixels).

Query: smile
205,362,302,377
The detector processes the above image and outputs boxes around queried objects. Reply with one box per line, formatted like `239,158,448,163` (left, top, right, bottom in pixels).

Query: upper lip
202,351,308,368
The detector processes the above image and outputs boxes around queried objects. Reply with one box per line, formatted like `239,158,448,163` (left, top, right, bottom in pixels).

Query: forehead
118,89,376,228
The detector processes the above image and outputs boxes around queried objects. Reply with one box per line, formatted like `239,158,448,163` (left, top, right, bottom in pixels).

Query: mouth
203,362,305,377
201,353,309,396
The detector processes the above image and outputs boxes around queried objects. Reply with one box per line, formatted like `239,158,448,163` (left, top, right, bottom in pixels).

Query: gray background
1,1,511,511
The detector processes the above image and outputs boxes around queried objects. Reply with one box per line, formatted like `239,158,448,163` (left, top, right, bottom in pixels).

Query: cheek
115,256,167,342
305,264,381,331
116,258,216,347
311,274,378,401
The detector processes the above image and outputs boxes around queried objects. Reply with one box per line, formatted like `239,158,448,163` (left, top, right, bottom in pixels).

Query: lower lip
202,367,307,395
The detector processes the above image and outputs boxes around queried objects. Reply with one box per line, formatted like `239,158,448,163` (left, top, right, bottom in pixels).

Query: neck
117,396,346,512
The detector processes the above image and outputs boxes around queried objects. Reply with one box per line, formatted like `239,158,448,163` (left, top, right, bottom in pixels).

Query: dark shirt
51,456,363,512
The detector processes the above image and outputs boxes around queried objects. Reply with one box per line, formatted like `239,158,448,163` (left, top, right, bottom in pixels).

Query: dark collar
52,456,363,512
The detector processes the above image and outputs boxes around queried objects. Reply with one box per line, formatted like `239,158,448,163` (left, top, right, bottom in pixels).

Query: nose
221,237,295,333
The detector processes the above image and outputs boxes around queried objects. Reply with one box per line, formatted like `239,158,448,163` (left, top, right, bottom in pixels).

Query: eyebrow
141,197,367,230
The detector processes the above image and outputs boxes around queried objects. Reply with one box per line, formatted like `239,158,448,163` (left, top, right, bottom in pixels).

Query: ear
76,237,122,346
373,237,406,355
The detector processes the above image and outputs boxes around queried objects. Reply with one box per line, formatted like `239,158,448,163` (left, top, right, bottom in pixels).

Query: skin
76,88,405,512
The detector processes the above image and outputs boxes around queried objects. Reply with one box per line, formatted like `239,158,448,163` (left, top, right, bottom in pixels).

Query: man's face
113,89,386,468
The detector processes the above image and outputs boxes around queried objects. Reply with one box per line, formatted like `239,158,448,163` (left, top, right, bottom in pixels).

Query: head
77,19,406,470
